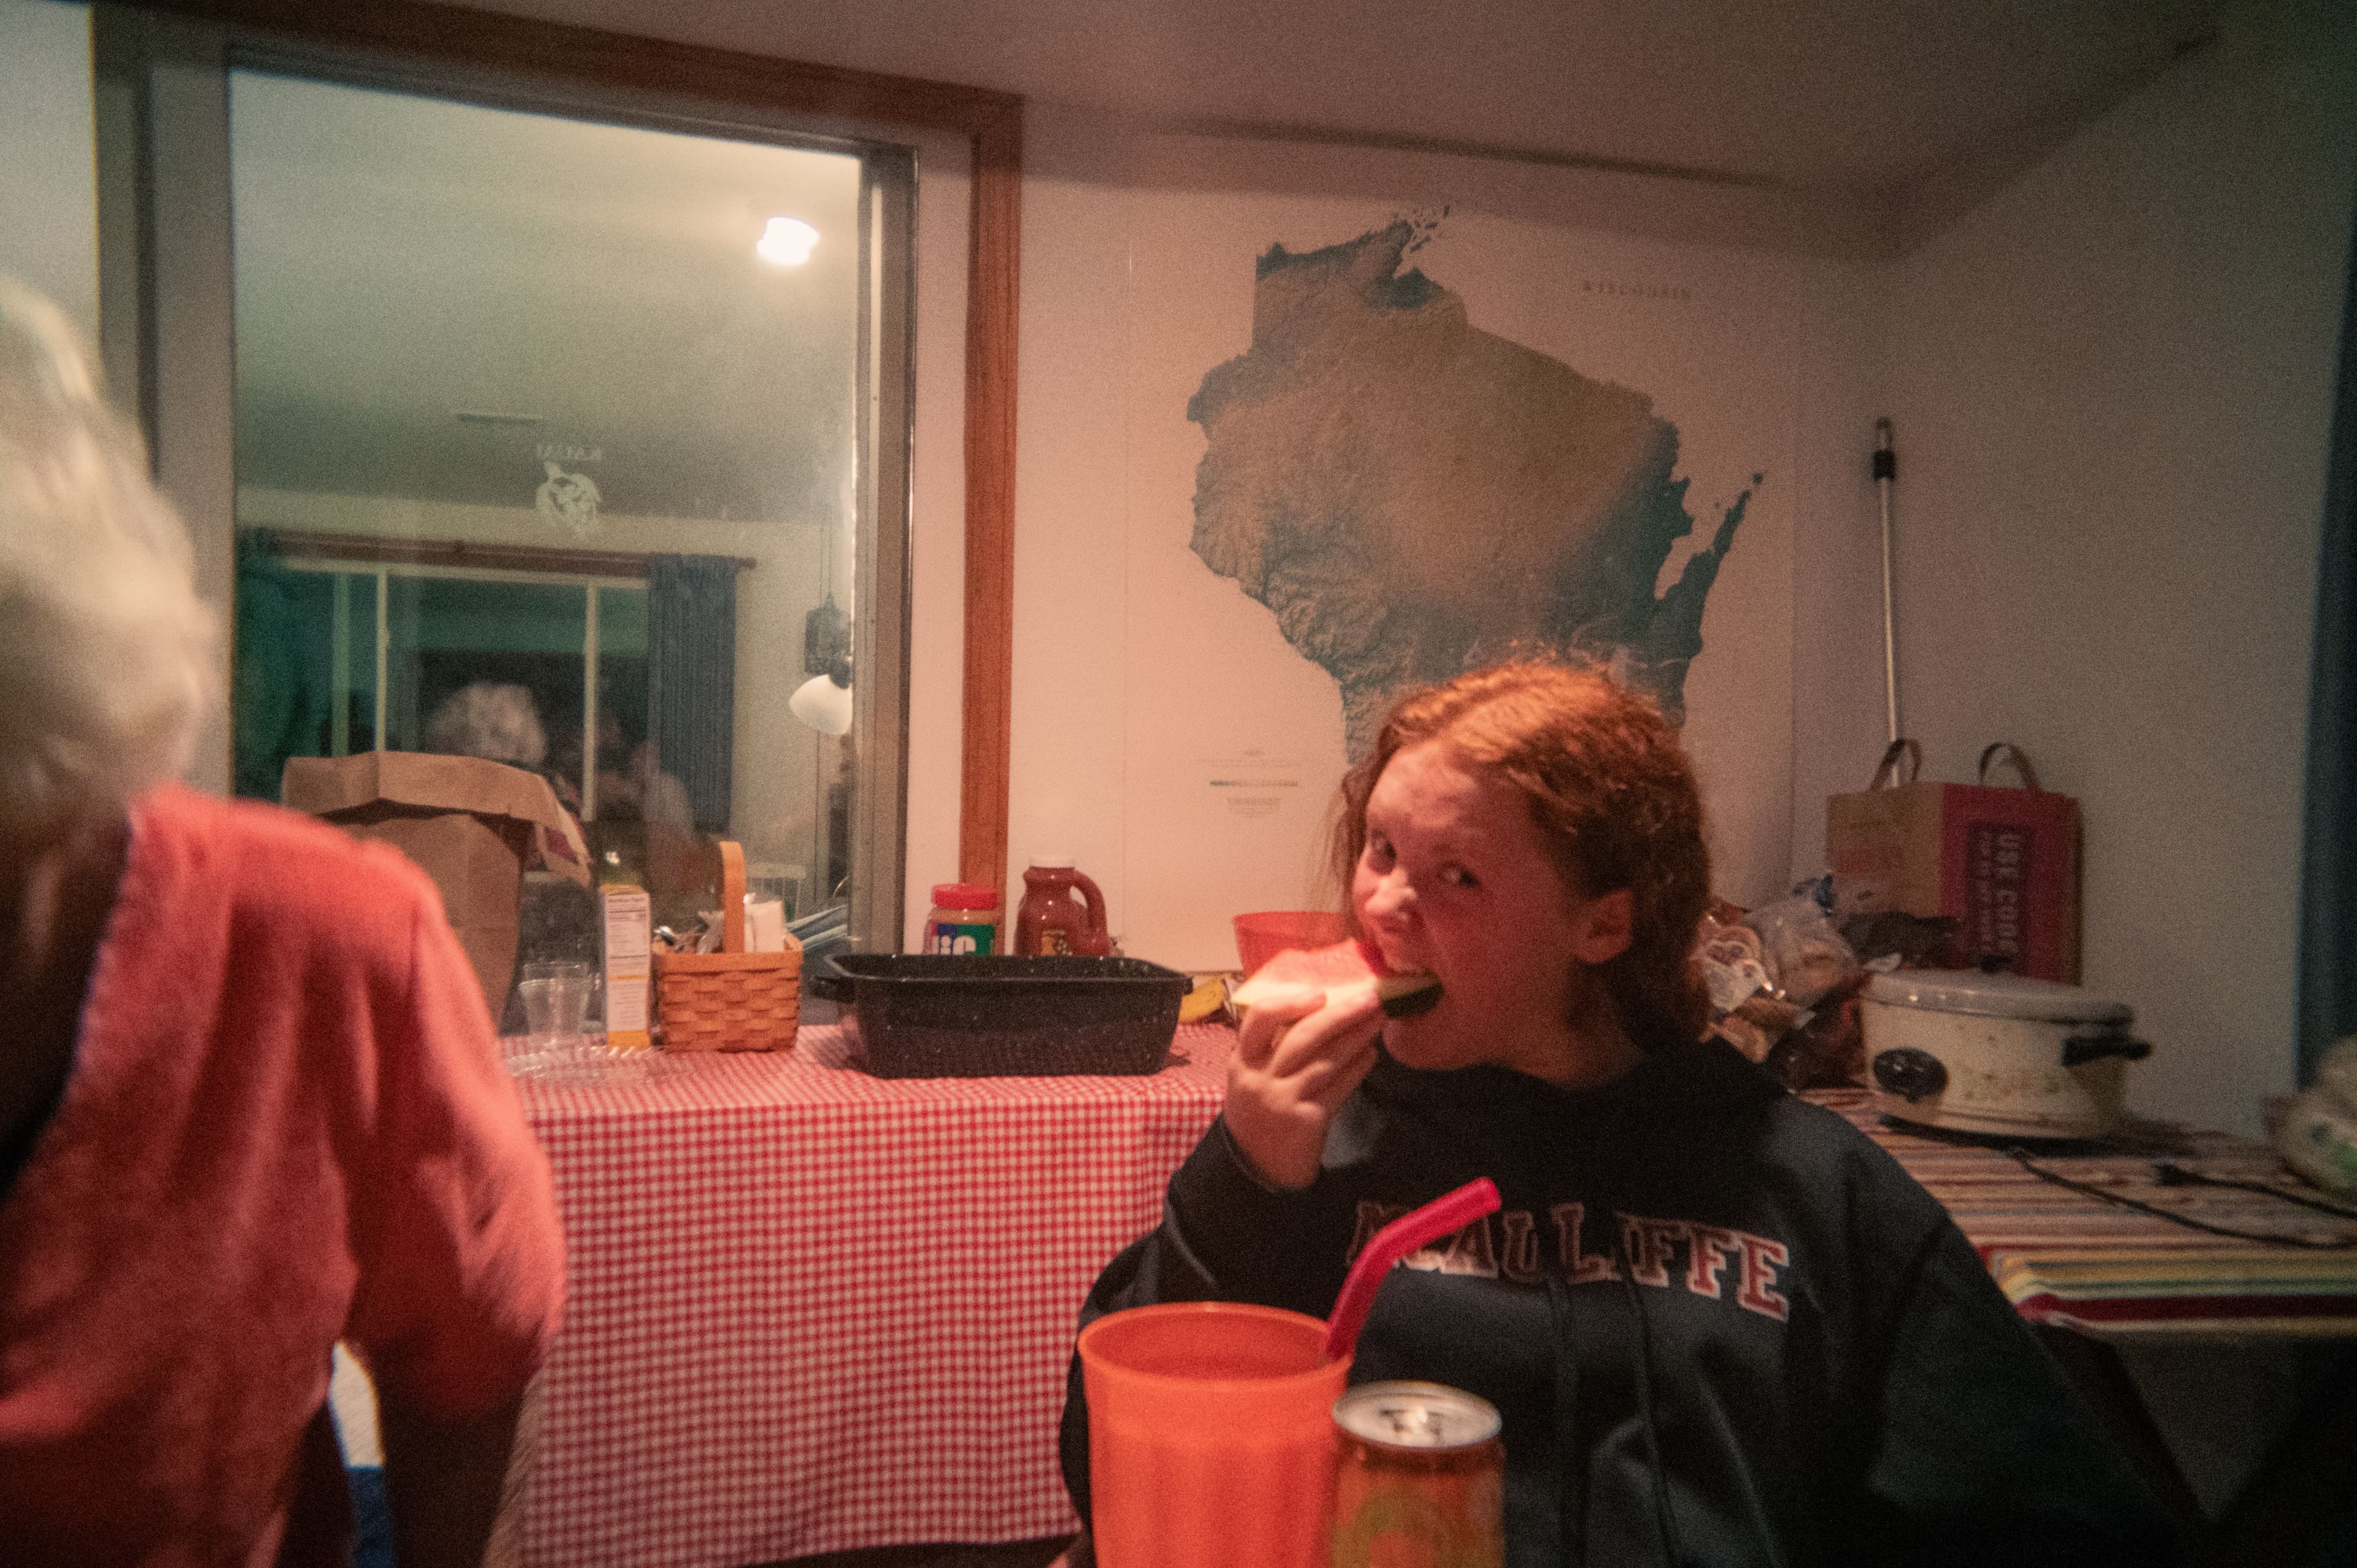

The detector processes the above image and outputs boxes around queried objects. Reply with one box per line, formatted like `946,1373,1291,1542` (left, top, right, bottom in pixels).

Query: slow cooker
1862,969,2151,1141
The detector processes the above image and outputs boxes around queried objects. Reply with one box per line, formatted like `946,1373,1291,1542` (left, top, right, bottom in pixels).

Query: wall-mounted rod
1874,418,1900,745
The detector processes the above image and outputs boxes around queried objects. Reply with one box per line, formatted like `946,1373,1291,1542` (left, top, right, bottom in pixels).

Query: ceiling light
757,216,819,267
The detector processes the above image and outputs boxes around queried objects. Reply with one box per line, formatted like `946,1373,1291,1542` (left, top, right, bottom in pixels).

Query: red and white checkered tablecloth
513,1022,1233,1568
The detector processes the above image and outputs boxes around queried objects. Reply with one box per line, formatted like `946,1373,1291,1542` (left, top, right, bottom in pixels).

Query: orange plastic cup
1078,1302,1349,1568
1231,911,1347,979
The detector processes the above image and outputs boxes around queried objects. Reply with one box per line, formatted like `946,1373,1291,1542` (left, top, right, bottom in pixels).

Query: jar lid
930,882,999,910
1865,968,2131,1025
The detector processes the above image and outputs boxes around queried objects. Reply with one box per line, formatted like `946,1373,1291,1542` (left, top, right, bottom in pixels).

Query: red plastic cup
1078,1302,1349,1568
1231,911,1347,979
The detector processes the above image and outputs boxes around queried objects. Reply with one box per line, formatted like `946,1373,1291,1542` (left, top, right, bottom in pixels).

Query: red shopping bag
1825,741,2082,983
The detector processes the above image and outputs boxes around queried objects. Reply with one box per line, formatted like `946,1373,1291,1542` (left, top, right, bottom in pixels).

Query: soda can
1328,1381,1505,1568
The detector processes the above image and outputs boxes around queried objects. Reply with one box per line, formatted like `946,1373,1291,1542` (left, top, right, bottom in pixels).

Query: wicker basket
654,841,801,1052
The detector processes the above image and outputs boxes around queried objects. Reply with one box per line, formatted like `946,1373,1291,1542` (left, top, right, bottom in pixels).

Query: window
96,10,961,948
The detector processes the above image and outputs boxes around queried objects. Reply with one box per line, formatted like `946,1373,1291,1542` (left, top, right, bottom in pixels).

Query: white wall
0,0,95,338
1870,0,2357,1133
1002,110,1137,940
1784,258,1891,875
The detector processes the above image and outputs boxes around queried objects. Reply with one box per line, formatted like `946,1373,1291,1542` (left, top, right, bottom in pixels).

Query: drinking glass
1077,1302,1348,1568
518,962,593,1056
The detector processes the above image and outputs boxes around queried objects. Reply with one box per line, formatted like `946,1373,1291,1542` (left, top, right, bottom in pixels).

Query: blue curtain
645,554,738,834
2298,190,2357,1083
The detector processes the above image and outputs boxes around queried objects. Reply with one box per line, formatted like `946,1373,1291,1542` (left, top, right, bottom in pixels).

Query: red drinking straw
1322,1176,1502,1362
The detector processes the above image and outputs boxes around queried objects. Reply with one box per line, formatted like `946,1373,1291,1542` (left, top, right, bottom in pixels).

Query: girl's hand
1223,982,1385,1191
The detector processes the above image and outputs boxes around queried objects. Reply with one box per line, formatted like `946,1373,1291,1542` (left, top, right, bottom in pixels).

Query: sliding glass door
234,540,651,817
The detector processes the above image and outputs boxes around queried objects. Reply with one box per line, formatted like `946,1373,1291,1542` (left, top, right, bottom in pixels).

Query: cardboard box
283,751,592,1021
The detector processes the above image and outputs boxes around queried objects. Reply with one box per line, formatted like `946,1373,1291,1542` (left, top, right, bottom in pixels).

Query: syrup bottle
1015,855,1111,957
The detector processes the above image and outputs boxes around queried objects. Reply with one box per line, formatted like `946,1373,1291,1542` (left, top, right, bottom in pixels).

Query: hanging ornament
535,460,602,536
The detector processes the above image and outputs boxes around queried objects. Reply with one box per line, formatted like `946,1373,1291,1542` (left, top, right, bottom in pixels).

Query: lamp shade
790,670,853,736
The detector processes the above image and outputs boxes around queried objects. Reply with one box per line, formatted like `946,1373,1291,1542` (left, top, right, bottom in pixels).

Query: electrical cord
2002,1147,2357,1249
2148,1160,2357,1222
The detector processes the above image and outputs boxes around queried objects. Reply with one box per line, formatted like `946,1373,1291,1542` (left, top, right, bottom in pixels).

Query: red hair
1331,661,1712,1041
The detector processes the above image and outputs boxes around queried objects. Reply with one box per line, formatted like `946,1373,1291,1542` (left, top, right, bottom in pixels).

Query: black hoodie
1060,1033,2177,1567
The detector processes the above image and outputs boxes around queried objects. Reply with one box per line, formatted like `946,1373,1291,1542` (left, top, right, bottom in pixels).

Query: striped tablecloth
509,1023,1232,1568
1809,1089,2357,1337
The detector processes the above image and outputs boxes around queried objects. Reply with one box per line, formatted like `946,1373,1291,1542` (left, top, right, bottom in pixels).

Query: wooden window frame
130,0,1021,894
246,527,754,581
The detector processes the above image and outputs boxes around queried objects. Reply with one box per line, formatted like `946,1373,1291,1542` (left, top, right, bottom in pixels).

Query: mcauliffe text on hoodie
1349,1201,1792,1322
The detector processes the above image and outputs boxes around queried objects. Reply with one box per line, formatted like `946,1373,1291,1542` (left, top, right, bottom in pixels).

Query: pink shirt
0,786,566,1565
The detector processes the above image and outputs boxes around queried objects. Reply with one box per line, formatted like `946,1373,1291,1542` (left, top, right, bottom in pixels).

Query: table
1806,1088,2357,1331
511,1023,1233,1568
508,1033,2357,1567
1808,1088,2357,1560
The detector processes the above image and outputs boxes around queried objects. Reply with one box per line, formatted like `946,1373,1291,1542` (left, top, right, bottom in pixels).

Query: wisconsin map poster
1116,137,1801,967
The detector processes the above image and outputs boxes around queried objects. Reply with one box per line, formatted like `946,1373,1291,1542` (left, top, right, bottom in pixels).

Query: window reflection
226,70,885,946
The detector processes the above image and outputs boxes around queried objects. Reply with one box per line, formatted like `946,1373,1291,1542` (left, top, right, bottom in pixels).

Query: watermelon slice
1232,938,1442,1019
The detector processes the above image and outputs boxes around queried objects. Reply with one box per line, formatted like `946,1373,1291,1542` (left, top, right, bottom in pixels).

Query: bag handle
1867,739,1922,790
1977,743,2045,792
718,840,747,953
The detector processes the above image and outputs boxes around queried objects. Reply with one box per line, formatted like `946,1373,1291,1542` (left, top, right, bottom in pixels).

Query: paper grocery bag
1826,741,2081,983
284,751,591,1021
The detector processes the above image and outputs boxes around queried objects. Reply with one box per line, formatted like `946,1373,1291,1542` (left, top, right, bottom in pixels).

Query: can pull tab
1374,1402,1456,1445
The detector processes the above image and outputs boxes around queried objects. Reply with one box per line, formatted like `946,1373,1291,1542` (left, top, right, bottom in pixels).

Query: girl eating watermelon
1061,660,2172,1567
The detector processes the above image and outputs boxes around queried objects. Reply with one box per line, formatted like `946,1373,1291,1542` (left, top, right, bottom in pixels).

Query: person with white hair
425,680,549,771
0,277,565,1566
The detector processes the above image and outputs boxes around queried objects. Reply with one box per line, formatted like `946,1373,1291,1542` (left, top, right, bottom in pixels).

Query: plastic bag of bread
1695,914,1771,1018
1744,896,1856,1009
1761,972,1869,1090
1719,992,1806,1065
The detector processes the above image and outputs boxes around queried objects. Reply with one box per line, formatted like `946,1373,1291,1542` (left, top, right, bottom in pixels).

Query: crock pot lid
1864,968,2132,1024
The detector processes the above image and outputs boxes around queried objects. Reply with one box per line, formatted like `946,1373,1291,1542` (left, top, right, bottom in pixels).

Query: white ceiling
231,72,865,518
476,0,2230,201
230,0,2239,517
